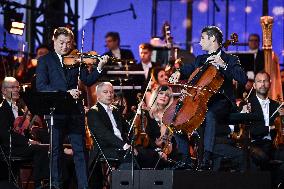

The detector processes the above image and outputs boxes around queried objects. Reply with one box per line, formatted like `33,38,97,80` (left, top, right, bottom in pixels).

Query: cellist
178,26,248,170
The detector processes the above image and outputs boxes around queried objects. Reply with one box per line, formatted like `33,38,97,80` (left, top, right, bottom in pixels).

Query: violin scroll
223,33,238,48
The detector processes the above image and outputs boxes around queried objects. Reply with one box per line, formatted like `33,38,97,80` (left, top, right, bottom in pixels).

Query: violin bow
127,75,153,138
245,85,254,102
270,102,284,119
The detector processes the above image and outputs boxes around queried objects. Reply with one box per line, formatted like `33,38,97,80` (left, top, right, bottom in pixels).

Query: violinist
178,26,248,170
0,77,49,189
240,71,284,187
36,27,109,189
135,85,192,169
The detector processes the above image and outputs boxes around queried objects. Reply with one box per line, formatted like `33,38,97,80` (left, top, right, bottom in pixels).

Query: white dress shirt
7,100,18,118
111,48,121,59
249,49,258,59
256,95,271,140
98,102,123,140
141,62,152,79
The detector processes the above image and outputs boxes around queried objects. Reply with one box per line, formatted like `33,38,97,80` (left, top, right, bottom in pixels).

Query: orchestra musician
0,77,49,189
87,82,130,161
145,67,169,107
135,85,192,169
36,27,108,189
87,82,131,188
103,31,134,60
240,71,284,187
136,43,156,80
248,33,264,74
179,26,248,169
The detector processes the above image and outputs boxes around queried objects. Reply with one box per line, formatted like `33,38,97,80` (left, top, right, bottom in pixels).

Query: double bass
163,33,238,134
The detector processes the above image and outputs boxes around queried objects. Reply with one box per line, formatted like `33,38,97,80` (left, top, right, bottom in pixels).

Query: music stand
227,52,255,72
21,91,75,189
227,112,262,170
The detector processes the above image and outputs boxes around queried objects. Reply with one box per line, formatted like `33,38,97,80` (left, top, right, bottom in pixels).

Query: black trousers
11,145,49,187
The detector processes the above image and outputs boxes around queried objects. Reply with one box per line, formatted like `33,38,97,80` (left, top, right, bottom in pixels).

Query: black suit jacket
87,103,129,158
180,50,248,103
134,62,155,83
36,51,101,92
248,95,279,140
104,48,134,60
0,98,29,151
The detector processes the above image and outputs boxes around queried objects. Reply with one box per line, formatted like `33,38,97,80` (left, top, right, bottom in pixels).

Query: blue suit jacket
36,51,101,91
180,50,248,103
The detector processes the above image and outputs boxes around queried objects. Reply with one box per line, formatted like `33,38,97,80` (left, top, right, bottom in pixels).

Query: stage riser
112,170,271,189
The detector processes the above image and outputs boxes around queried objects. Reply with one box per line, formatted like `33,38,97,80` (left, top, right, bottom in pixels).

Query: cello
163,33,238,134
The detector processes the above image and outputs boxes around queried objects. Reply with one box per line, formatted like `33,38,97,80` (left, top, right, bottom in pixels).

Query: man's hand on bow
67,89,81,99
97,55,109,71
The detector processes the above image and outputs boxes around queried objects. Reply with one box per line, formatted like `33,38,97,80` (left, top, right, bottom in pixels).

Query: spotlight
4,8,25,36
9,21,25,35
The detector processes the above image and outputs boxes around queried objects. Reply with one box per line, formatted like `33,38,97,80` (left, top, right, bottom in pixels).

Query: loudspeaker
112,170,271,189
0,181,18,189
111,170,140,189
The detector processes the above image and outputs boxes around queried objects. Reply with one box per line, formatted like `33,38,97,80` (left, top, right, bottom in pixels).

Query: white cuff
123,143,130,150
97,67,103,73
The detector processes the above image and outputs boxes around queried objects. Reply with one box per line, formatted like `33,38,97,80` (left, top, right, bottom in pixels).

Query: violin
13,110,31,135
133,109,150,148
156,124,173,155
62,49,116,68
231,87,253,147
273,102,284,148
85,125,94,150
274,115,284,148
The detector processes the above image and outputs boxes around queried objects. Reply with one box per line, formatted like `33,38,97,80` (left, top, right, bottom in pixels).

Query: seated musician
0,77,49,189
145,67,169,107
87,82,130,161
136,43,156,80
240,71,284,187
178,26,248,169
136,85,192,169
103,31,134,61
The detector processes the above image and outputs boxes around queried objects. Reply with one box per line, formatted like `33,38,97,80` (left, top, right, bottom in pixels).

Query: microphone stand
85,5,134,50
5,94,20,188
9,94,13,184
123,75,152,188
212,0,220,25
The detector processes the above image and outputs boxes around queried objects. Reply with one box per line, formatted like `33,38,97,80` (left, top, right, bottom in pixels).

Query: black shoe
171,161,194,170
198,160,212,171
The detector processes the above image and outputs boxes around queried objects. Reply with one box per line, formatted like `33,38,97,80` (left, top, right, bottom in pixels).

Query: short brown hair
139,43,153,51
53,27,74,40
105,32,120,45
202,26,223,46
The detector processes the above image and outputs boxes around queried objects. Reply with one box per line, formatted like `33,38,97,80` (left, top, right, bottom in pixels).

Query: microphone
213,0,220,12
130,3,137,19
